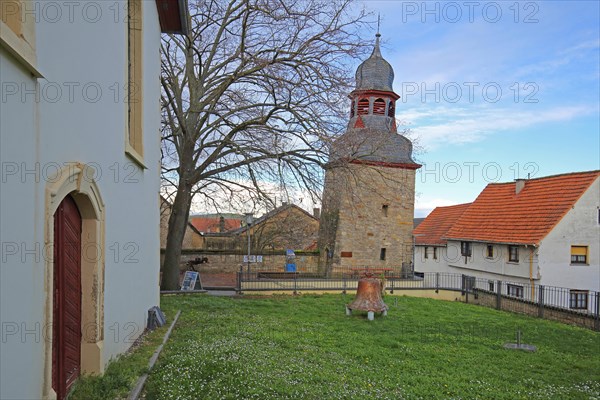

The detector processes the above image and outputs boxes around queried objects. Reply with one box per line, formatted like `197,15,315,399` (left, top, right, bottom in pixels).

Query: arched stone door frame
42,163,105,399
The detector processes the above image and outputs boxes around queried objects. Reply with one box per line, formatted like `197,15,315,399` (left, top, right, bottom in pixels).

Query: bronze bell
346,275,388,321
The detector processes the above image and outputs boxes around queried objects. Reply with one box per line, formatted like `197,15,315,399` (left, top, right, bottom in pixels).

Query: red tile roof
189,217,242,233
413,203,472,245
444,171,600,245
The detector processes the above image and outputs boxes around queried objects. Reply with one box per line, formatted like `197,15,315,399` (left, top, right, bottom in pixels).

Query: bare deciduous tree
160,0,370,289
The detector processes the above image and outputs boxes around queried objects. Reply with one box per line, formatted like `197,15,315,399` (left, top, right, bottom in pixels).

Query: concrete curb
160,290,207,294
127,309,181,400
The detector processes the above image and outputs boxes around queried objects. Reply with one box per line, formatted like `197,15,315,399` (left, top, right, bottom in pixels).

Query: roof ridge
444,170,599,245
486,169,600,186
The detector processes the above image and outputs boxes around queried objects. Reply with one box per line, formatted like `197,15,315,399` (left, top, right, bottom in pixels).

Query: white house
412,202,471,274
0,1,187,399
414,171,600,311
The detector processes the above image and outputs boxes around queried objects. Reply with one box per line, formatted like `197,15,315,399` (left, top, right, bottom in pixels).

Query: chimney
313,207,321,219
219,216,225,232
515,179,526,195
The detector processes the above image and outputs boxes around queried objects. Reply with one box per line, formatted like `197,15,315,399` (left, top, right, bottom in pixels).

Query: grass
143,294,600,400
68,318,172,400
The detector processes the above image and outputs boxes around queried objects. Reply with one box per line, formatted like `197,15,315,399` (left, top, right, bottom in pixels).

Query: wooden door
52,195,82,400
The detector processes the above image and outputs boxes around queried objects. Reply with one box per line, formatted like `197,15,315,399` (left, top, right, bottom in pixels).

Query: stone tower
318,34,420,275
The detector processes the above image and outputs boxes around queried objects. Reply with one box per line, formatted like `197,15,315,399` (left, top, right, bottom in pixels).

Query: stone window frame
0,0,42,77
125,0,145,167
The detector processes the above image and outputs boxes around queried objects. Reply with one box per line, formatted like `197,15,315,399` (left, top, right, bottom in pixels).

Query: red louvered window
373,98,386,115
357,98,369,115
388,101,395,117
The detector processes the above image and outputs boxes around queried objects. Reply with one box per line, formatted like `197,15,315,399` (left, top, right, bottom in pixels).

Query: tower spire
373,14,382,58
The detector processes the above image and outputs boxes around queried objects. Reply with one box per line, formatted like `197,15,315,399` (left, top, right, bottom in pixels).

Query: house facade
0,1,186,399
414,171,600,311
412,203,471,274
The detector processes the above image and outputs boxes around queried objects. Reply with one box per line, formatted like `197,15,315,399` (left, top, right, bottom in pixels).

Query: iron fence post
435,272,439,293
237,266,242,294
538,285,544,318
293,271,298,295
496,280,502,310
595,292,600,331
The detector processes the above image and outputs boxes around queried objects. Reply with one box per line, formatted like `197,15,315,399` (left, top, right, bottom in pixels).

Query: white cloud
399,104,596,150
414,198,462,218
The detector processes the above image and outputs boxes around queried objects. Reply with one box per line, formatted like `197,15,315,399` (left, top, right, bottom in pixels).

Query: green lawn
143,294,600,400
68,320,171,400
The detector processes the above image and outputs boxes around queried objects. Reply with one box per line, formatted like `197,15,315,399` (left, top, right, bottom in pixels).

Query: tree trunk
161,181,193,290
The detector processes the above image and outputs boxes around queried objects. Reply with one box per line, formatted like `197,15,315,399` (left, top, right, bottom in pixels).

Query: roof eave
443,237,539,246
156,0,189,35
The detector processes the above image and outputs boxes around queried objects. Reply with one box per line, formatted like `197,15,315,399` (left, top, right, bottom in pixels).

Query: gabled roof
160,195,202,236
189,216,242,233
444,171,600,245
231,203,318,235
413,203,472,246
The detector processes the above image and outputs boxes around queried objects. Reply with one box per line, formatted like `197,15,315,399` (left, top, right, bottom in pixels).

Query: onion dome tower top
329,34,419,168
355,34,394,92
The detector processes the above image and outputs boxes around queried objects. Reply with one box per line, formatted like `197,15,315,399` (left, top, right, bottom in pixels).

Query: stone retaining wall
161,250,320,274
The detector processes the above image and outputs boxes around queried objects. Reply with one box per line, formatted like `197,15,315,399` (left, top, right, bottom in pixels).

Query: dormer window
373,98,386,115
357,98,369,115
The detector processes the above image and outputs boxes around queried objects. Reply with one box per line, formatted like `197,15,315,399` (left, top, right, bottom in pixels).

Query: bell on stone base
346,275,388,321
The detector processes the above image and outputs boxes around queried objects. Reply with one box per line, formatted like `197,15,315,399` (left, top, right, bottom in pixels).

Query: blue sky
360,0,600,216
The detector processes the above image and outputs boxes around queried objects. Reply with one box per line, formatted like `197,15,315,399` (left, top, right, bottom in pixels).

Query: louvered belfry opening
357,98,370,115
373,98,386,115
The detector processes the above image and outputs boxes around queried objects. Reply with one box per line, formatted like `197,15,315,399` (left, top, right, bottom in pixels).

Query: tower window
350,100,355,118
388,101,395,118
357,98,369,115
380,248,386,261
382,204,388,217
373,98,386,115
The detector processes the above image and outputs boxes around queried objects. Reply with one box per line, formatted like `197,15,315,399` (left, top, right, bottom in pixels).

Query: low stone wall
161,250,320,274
469,290,599,331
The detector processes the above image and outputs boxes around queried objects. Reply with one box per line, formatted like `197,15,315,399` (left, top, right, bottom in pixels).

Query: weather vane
377,13,381,36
